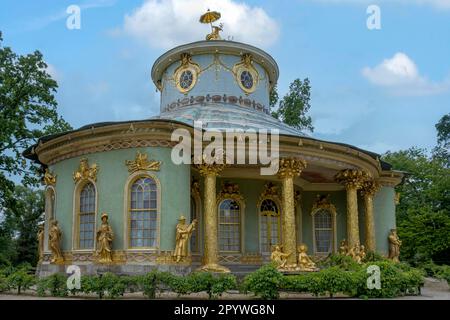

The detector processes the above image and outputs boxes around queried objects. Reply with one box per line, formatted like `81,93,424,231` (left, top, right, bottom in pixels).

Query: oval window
179,70,194,90
240,70,254,90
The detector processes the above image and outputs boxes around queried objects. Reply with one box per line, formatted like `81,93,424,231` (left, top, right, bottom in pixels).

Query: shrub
37,273,68,297
319,254,361,271
137,270,169,299
188,272,236,299
6,269,35,295
355,260,424,298
242,264,283,299
0,273,8,292
81,273,127,299
363,251,387,263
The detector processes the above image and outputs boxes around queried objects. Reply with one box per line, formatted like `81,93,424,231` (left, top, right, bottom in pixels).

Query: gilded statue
296,244,317,272
339,239,348,255
388,229,402,263
206,23,223,41
37,224,45,262
125,151,161,173
73,158,98,182
96,213,114,264
347,244,366,264
270,245,290,270
173,215,197,263
48,220,64,264
43,168,56,186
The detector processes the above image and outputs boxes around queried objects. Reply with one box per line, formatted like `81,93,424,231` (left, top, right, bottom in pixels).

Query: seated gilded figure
270,245,290,270
296,244,317,272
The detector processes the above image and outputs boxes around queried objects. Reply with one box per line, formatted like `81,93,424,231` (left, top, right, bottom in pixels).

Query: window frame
311,206,337,256
72,179,98,252
44,186,56,253
124,172,161,251
258,197,282,255
217,198,244,254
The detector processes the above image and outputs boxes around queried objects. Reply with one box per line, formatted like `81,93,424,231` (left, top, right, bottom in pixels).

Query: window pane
219,199,240,252
130,177,158,248
79,183,95,249
314,210,333,254
260,199,280,253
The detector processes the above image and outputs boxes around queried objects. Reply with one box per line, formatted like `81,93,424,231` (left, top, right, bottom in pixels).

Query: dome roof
152,103,308,137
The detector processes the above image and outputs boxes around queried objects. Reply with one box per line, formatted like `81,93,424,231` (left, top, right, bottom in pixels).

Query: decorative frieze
162,94,269,115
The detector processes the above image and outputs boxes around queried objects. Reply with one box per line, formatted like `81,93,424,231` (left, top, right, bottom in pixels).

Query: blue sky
1,0,449,154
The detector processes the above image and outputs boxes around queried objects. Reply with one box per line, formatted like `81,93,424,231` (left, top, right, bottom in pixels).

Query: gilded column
361,180,380,252
335,169,366,248
195,163,230,273
278,157,307,267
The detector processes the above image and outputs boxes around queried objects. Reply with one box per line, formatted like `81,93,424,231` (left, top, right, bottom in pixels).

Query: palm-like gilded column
195,162,230,273
335,169,366,248
277,157,307,267
361,179,380,252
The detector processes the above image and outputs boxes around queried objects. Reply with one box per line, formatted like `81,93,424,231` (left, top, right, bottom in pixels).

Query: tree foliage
382,113,450,265
0,31,71,267
0,31,72,200
1,186,44,266
271,78,314,132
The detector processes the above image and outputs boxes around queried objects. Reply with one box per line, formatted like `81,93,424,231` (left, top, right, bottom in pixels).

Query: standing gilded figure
388,229,402,262
49,220,64,264
96,213,114,263
173,215,197,263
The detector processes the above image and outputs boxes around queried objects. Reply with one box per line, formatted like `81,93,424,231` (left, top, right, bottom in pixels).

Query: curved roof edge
23,118,393,171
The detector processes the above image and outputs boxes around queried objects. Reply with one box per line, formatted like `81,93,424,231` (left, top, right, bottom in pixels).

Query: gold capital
334,169,367,190
277,157,307,179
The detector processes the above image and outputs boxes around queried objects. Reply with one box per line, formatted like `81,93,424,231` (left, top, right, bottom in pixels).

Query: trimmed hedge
244,258,425,299
0,258,427,299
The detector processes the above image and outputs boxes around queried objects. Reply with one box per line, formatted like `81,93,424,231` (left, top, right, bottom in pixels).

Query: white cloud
306,0,450,10
122,0,280,49
362,52,450,96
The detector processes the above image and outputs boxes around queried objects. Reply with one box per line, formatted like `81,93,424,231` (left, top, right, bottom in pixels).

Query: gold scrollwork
233,53,259,94
311,194,337,215
174,53,201,94
73,158,98,183
218,181,244,203
125,151,161,173
43,168,57,186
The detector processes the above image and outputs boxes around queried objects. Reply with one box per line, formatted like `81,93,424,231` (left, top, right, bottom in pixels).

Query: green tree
0,31,71,266
0,31,72,198
382,114,450,265
433,113,449,164
271,78,314,132
2,186,44,266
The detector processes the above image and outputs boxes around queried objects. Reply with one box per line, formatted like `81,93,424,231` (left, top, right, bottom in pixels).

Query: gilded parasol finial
199,9,223,41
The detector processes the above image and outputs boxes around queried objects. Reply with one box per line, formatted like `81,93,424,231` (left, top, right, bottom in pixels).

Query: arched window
260,199,281,254
129,177,158,248
218,199,241,252
313,209,333,254
78,182,96,249
46,187,56,221
190,197,199,253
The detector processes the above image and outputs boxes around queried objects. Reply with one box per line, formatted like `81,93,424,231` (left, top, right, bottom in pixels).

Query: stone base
36,263,194,278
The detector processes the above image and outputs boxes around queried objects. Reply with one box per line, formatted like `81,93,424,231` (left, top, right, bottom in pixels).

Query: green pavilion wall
49,146,190,253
